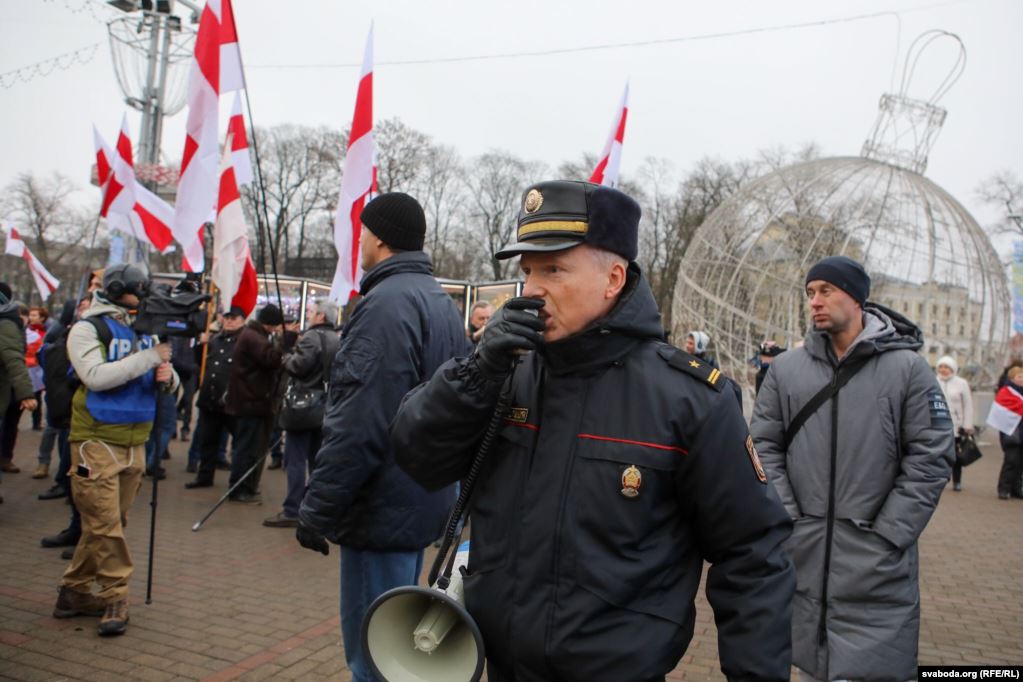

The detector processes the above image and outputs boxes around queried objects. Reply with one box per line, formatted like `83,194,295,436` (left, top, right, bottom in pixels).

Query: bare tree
462,151,547,280
247,124,340,273
0,172,102,305
374,118,433,194
976,170,1023,234
635,157,753,326
409,144,472,279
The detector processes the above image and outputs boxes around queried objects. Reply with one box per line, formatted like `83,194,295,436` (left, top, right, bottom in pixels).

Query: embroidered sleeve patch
746,435,768,484
927,388,953,428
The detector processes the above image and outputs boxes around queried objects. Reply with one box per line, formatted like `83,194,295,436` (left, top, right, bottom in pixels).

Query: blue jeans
145,392,178,471
282,429,321,518
37,424,60,465
340,547,424,682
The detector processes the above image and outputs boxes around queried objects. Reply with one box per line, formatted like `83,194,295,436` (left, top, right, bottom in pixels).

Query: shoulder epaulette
656,345,724,391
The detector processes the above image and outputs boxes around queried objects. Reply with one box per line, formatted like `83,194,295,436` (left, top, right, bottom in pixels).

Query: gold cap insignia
620,465,642,498
524,188,543,214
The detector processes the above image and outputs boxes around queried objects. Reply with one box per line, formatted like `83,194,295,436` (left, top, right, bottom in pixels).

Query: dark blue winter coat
299,251,470,550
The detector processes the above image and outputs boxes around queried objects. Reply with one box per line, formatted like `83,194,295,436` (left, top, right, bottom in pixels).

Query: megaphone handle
429,360,519,589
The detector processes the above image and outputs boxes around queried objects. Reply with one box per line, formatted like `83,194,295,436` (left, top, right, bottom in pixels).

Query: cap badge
524,188,544,214
620,465,642,498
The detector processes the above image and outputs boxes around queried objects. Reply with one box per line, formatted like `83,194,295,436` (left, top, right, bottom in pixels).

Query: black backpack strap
81,317,114,357
784,358,868,446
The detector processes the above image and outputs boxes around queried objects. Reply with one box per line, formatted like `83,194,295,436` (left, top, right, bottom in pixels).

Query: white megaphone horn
363,541,485,682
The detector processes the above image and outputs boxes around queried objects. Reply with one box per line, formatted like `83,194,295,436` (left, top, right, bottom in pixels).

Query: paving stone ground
0,425,1021,681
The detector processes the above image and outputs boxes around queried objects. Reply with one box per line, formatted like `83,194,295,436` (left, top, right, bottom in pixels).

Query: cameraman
54,264,179,638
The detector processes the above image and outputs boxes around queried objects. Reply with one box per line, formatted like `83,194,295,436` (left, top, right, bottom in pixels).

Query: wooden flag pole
198,280,218,388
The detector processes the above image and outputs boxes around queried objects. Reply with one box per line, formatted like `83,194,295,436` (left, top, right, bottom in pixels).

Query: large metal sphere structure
671,32,1010,388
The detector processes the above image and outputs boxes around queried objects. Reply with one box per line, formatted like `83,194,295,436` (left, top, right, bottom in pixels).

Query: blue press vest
84,317,157,424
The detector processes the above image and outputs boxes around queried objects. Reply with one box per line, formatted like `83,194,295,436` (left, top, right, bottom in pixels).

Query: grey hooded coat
751,304,953,681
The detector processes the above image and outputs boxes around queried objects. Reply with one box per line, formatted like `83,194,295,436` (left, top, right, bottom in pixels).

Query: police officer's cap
495,180,640,262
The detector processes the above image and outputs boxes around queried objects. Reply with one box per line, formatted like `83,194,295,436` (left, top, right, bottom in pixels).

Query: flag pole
198,280,218,388
228,4,284,316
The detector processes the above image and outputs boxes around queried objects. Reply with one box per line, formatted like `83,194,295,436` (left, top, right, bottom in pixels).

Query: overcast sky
1,0,1020,235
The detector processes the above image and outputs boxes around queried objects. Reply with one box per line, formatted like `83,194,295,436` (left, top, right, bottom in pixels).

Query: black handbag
279,332,330,431
955,431,983,467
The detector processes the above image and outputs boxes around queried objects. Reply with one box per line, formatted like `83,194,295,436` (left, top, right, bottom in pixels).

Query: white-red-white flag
228,92,253,187
219,0,244,94
3,223,60,301
330,25,375,303
211,134,257,316
173,0,224,273
589,83,629,188
94,118,176,253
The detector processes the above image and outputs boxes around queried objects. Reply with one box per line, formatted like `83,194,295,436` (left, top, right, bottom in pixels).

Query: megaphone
363,542,485,682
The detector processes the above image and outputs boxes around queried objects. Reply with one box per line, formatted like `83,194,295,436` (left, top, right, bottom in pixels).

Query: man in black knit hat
752,255,953,681
295,192,469,682
224,303,286,504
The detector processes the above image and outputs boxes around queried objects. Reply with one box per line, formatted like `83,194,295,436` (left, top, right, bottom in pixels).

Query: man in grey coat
751,255,953,681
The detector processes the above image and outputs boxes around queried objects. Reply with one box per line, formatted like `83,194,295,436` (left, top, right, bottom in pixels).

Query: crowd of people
0,182,1020,680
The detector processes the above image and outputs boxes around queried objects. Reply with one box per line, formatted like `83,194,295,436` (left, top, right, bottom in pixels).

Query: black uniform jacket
195,327,241,413
392,267,795,682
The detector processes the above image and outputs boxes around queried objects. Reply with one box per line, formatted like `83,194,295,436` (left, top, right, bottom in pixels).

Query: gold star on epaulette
689,360,700,368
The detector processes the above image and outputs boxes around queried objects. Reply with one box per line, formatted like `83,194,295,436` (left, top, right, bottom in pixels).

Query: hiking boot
61,547,75,560
32,463,49,479
97,600,129,636
263,512,299,528
41,527,80,548
53,586,105,618
1,461,20,473
38,484,69,500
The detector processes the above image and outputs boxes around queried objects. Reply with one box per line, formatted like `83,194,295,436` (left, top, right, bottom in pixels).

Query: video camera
133,277,211,339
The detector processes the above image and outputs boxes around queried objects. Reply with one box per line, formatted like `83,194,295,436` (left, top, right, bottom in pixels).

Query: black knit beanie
360,192,427,251
256,303,284,326
805,255,871,306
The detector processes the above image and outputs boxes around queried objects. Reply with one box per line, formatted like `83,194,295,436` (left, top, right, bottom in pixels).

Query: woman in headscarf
935,355,973,491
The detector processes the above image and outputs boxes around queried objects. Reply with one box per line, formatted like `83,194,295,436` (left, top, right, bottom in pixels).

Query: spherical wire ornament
108,14,194,117
671,31,1010,388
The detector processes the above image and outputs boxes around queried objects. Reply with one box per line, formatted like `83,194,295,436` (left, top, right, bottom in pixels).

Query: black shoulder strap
81,317,114,356
784,358,868,446
657,346,725,392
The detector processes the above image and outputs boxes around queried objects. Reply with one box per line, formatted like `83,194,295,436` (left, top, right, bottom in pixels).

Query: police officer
391,180,796,682
184,306,246,489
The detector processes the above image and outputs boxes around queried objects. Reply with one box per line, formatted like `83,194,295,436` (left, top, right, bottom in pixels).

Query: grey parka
751,304,953,681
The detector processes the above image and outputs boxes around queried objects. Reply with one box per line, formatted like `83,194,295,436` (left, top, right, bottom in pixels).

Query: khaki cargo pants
61,440,145,603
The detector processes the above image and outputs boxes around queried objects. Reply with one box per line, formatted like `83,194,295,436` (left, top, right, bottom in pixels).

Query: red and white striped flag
173,1,222,272
227,92,253,187
211,134,257,316
219,0,244,94
589,83,629,188
94,118,176,253
3,223,60,301
330,25,375,302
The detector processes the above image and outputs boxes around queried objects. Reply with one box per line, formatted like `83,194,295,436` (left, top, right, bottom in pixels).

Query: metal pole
151,14,174,170
138,12,161,170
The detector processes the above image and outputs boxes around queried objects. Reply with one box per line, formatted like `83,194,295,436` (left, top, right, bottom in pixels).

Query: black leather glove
295,523,330,556
474,297,545,379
